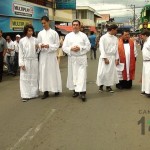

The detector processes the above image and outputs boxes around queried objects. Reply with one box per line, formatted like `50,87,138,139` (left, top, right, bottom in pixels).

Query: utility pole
131,4,135,32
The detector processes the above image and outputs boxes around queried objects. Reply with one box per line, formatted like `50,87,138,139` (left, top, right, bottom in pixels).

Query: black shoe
99,85,103,92
106,87,114,93
54,92,60,96
72,91,79,98
41,91,49,99
80,93,86,102
22,98,30,102
141,92,145,96
116,83,123,90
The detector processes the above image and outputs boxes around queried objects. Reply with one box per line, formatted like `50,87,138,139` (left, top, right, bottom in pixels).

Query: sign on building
56,0,76,9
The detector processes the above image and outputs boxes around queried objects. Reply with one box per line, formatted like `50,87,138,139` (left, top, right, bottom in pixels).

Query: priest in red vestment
116,30,138,89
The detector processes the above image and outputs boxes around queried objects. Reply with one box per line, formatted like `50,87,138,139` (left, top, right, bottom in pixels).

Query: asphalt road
0,46,150,150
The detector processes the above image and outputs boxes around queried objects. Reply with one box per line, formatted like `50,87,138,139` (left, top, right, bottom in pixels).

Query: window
81,10,87,19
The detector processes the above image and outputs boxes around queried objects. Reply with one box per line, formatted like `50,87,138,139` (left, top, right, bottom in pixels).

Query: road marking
8,109,56,150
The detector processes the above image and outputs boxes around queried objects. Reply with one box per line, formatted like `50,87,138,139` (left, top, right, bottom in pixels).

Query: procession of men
0,16,150,102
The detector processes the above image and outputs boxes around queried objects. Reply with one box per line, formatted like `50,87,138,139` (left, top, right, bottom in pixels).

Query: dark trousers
118,80,132,89
0,52,3,81
13,52,19,73
90,47,96,59
7,56,14,73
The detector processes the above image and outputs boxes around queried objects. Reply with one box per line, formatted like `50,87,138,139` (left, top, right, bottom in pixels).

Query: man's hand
41,44,45,49
20,66,26,71
104,58,109,65
44,44,49,48
115,59,119,66
71,46,80,52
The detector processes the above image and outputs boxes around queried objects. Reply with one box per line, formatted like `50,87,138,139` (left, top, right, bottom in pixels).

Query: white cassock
62,31,91,92
96,32,119,86
142,37,150,94
37,28,62,93
19,36,39,99
117,42,138,80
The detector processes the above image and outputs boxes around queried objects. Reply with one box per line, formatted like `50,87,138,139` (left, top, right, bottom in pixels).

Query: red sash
118,38,135,80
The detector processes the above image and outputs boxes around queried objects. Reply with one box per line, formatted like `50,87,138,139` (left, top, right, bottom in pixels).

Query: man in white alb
38,16,62,99
141,30,150,97
62,20,91,102
96,24,119,93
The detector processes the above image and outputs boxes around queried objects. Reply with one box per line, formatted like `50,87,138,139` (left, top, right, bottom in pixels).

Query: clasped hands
71,46,80,52
103,58,119,66
41,44,49,49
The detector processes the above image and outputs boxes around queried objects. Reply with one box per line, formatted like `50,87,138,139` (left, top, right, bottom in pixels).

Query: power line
96,7,142,11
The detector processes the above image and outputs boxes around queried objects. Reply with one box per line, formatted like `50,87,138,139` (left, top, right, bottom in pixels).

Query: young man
96,24,119,93
141,30,150,97
37,16,62,99
0,30,7,82
116,30,138,89
62,20,91,102
19,24,39,102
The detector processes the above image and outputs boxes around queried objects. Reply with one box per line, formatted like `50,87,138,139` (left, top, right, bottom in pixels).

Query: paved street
1,46,150,150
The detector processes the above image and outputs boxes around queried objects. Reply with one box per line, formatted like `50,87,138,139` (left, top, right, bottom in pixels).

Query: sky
77,0,150,22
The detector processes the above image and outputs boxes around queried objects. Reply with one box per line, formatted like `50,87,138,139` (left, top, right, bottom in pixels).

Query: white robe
19,36,39,99
62,31,91,92
96,32,119,86
142,37,150,94
37,28,62,92
118,43,138,81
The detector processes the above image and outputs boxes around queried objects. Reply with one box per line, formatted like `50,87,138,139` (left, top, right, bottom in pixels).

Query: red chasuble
118,38,135,80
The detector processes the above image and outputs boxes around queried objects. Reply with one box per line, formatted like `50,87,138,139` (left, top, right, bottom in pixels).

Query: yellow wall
54,10,74,22
79,19,95,26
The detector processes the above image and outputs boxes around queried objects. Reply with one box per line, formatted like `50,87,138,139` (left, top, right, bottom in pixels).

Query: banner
0,0,48,19
10,18,32,31
56,0,76,9
0,17,43,32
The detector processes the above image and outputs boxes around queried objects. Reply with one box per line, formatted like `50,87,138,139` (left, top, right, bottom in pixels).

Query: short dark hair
90,31,94,35
72,20,81,26
23,24,35,36
41,16,49,22
107,24,118,31
0,30,2,34
141,30,150,37
121,30,130,35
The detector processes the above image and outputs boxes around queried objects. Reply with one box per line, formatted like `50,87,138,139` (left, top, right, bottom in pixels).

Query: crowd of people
0,16,149,102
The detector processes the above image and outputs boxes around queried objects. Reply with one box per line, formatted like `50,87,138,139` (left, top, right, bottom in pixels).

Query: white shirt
14,40,19,53
6,40,14,56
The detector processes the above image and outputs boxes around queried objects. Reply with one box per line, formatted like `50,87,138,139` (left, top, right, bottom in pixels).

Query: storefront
0,0,48,38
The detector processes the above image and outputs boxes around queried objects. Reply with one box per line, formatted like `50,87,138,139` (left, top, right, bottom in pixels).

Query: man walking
141,30,150,97
38,16,62,99
96,24,119,93
89,31,97,59
62,20,91,102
